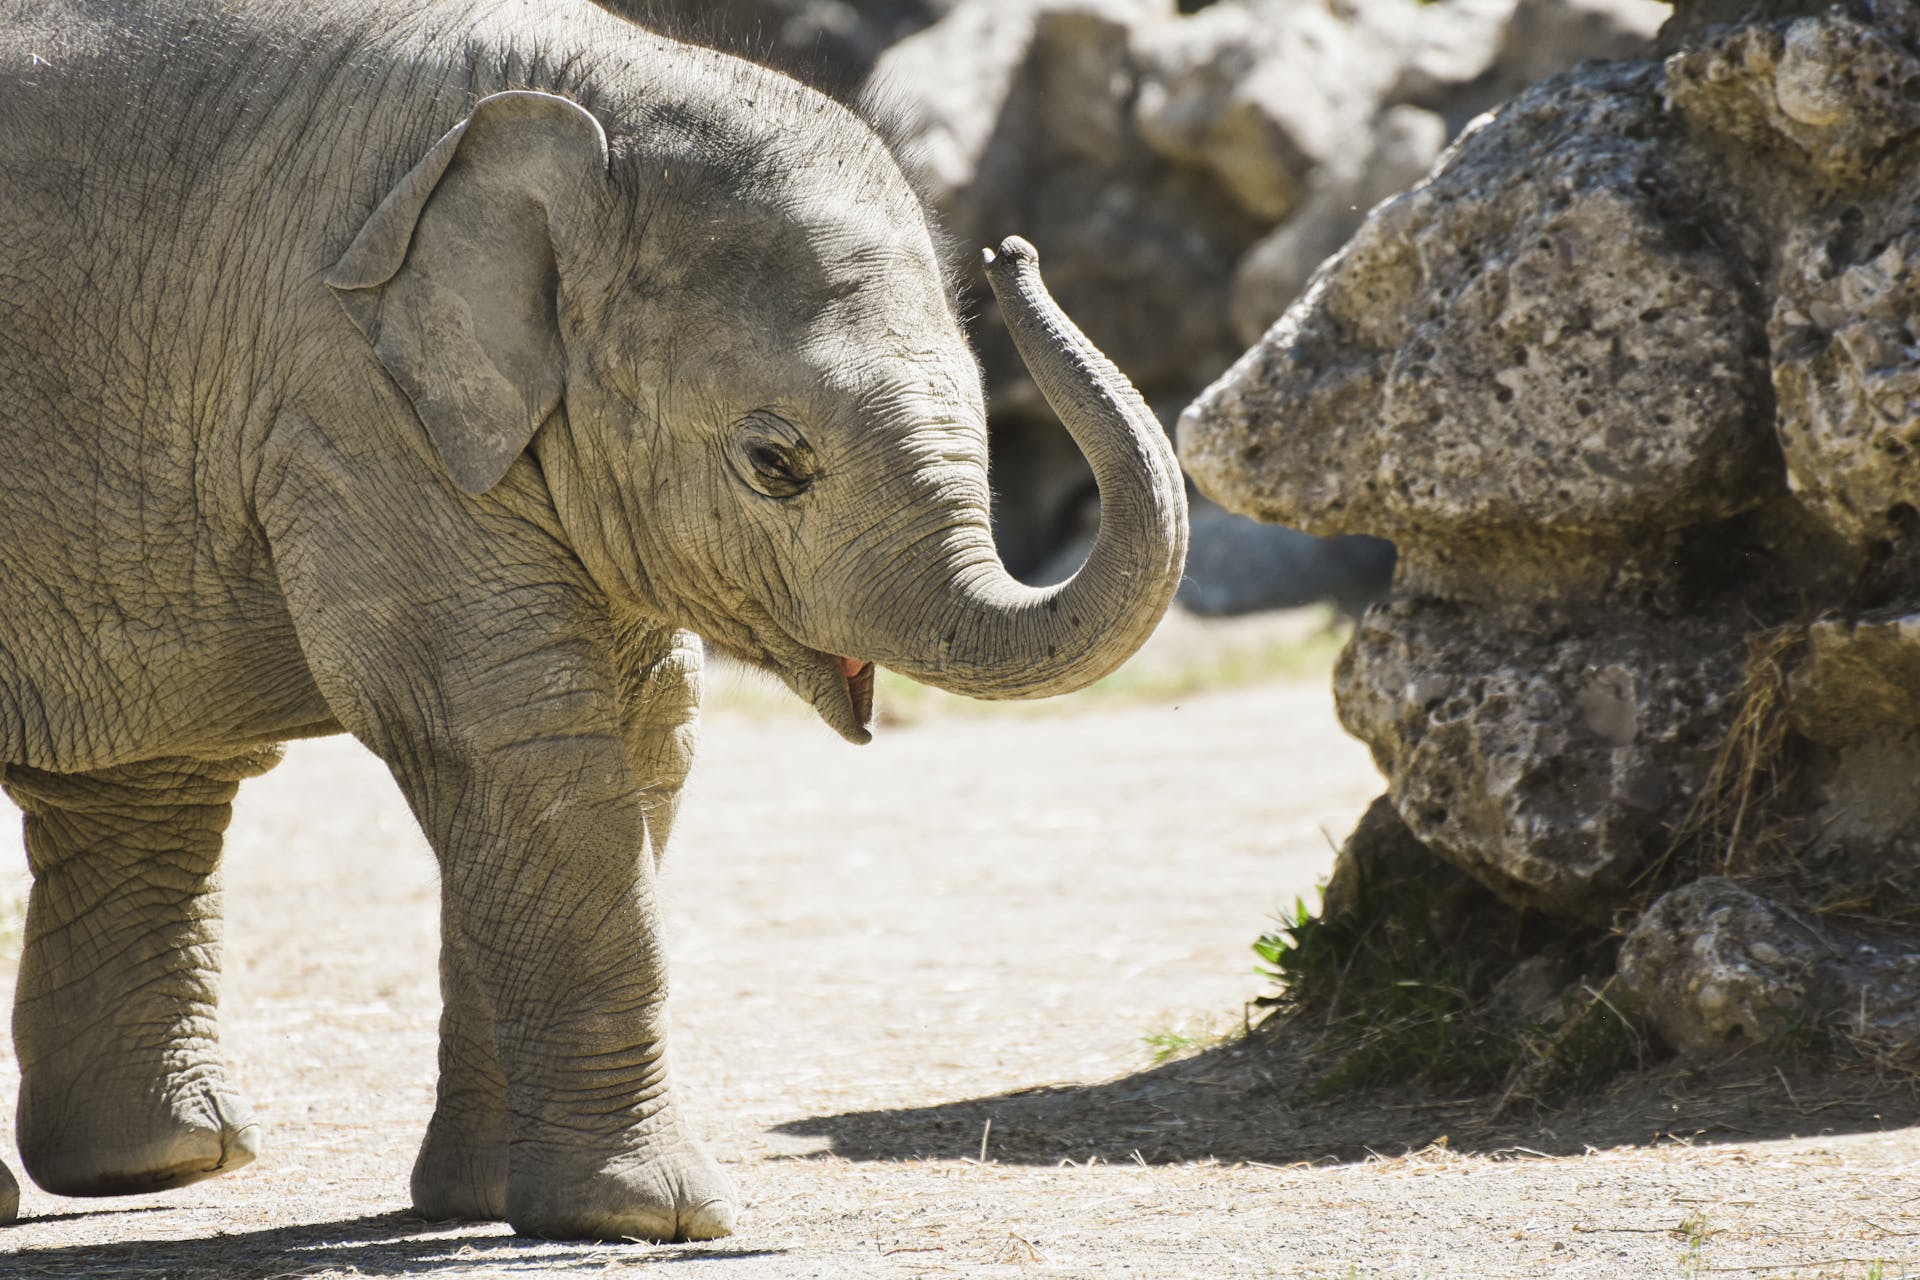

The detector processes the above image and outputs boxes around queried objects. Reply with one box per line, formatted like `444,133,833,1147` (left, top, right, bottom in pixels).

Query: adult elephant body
0,0,1186,1240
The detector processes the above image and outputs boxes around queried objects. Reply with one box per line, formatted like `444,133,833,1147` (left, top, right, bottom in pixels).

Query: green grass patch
1143,1029,1204,1064
1257,887,1521,1094
1142,1012,1242,1064
1674,1207,1714,1277
1254,868,1640,1103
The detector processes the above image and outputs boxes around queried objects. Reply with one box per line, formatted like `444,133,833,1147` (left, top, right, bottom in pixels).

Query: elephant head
326,86,1187,743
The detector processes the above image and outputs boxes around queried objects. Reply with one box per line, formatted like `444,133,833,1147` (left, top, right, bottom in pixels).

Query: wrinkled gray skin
0,0,1186,1241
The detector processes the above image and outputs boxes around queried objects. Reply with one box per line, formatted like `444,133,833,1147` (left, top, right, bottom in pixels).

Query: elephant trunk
887,237,1189,700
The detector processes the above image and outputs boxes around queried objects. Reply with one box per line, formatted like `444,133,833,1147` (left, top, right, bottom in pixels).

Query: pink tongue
838,656,865,678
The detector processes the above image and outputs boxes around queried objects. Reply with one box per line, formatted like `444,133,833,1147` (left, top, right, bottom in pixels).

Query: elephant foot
506,1132,736,1242
18,1067,259,1197
0,1159,19,1223
410,1123,507,1222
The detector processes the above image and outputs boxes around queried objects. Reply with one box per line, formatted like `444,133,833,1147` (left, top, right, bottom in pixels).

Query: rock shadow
775,1036,1920,1167
0,1209,785,1278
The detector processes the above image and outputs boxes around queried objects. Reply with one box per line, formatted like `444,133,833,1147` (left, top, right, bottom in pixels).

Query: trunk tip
981,235,1038,274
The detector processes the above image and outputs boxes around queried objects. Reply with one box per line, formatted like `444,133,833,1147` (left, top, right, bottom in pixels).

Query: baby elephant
0,0,1186,1240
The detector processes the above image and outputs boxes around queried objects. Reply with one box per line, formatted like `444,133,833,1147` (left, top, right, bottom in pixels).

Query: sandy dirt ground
1,614,1918,1278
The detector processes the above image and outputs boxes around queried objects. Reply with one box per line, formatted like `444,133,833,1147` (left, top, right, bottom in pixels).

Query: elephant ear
326,91,610,495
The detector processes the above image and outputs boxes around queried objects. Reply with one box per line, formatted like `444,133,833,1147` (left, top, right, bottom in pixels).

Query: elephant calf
0,0,1186,1240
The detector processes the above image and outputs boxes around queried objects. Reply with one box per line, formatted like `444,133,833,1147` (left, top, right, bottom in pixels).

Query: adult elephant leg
410,622,701,1224
6,751,278,1195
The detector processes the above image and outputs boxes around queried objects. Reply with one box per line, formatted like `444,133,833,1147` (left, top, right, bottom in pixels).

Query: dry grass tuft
1642,621,1808,896
1496,979,1646,1116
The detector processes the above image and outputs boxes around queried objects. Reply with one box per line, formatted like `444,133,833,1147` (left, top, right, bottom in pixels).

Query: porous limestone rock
1621,878,1920,1058
1617,879,1842,1056
1662,11,1920,192
1337,599,1746,917
1791,613,1920,746
1773,230,1920,553
1185,0,1920,1058
1783,612,1920,902
1322,795,1529,949
1184,63,1775,546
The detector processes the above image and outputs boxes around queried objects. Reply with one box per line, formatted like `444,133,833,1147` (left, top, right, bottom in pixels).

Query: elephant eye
749,443,799,482
727,412,817,499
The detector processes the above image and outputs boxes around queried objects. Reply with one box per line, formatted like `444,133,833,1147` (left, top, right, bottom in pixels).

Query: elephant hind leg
5,751,277,1197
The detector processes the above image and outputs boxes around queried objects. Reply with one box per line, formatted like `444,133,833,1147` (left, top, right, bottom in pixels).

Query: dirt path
1,616,1917,1278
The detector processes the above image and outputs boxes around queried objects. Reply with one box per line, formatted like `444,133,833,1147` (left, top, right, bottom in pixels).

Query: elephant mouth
782,647,877,745
840,656,877,730
721,598,878,744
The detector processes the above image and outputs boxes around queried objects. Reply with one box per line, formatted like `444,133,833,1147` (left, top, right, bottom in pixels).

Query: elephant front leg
5,753,277,1196
398,721,732,1242
412,625,703,1225
410,806,730,1241
266,469,729,1241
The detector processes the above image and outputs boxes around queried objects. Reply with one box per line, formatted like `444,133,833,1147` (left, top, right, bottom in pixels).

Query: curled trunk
889,237,1189,699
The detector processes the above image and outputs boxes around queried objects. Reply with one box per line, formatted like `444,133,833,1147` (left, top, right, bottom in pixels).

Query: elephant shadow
773,1036,1920,1167
0,1210,785,1277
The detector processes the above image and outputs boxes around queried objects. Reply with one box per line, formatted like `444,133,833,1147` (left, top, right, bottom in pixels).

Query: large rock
1130,0,1399,224
1791,612,1920,745
1337,599,1746,917
1184,63,1775,546
1184,1,1920,1059
1773,230,1920,552
1783,613,1920,901
1618,879,1842,1057
1663,12,1920,193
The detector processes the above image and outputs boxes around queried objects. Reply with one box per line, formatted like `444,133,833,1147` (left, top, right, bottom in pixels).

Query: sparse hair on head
585,0,975,322
586,0,870,105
